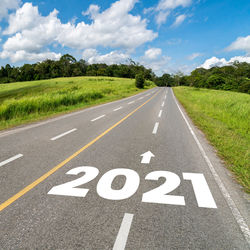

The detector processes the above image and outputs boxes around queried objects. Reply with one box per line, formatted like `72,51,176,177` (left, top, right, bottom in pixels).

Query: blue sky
0,0,249,75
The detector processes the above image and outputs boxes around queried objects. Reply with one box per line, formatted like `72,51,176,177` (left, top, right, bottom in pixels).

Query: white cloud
199,56,250,69
1,2,63,61
144,48,162,60
157,0,192,10
82,49,129,65
156,0,192,10
0,50,61,63
0,0,20,21
226,35,250,53
171,14,186,27
82,4,100,19
188,52,203,60
155,10,170,25
154,0,192,26
58,0,157,50
141,48,171,75
4,3,41,35
1,0,157,63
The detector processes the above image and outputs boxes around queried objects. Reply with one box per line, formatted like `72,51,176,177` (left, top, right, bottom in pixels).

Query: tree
205,75,225,89
135,73,145,88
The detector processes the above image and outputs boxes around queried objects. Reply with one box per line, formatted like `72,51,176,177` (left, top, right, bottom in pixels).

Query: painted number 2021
48,167,217,208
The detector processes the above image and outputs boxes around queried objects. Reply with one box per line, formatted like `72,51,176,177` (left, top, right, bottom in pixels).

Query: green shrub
135,73,145,89
238,79,250,94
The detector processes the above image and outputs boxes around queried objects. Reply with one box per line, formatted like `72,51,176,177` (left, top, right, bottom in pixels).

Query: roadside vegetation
155,62,250,94
0,76,155,130
173,86,250,192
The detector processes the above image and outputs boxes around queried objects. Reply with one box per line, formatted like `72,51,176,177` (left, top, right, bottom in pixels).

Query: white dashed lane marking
113,213,134,250
50,128,77,141
91,115,106,122
152,122,159,134
0,154,23,167
113,107,122,111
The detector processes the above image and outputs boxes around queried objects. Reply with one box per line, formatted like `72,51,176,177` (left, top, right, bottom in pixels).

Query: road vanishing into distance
0,87,249,249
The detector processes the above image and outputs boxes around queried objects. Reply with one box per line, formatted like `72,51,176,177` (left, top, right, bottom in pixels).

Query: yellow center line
0,90,160,212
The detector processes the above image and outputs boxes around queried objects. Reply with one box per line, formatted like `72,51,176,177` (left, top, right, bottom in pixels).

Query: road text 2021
48,167,217,209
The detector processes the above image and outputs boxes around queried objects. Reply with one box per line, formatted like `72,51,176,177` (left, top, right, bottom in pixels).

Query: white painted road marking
141,151,155,164
0,154,23,167
161,101,165,107
183,173,217,208
172,89,250,244
113,107,122,111
158,110,162,118
145,93,150,96
113,213,134,250
50,128,77,141
91,115,105,122
128,101,135,105
152,122,159,134
138,97,144,100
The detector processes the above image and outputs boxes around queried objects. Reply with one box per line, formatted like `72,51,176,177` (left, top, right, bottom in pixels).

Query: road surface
0,87,249,249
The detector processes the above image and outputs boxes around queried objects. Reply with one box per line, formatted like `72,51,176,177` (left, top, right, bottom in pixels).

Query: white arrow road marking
141,151,155,164
152,122,159,134
0,154,23,167
113,107,122,111
158,110,163,118
91,115,105,122
113,213,134,250
50,128,77,141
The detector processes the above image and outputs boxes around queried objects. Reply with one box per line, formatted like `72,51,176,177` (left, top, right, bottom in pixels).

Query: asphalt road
0,87,249,249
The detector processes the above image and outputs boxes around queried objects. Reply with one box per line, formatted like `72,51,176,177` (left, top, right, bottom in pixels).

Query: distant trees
0,54,155,85
174,62,250,94
1,54,249,94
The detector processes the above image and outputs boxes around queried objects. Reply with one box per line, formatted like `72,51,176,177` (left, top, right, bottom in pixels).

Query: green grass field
173,86,250,192
0,76,155,130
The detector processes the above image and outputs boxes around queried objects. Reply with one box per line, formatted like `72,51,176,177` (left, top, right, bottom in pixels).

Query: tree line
155,62,250,94
1,54,249,94
0,54,155,84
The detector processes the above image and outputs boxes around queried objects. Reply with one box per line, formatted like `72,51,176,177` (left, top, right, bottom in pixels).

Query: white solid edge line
113,107,122,111
171,89,250,245
152,122,159,134
113,213,134,250
158,110,163,118
91,114,106,122
50,128,77,141
0,154,23,167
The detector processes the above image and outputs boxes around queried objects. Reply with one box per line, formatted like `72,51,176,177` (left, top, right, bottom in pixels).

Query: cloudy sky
0,0,249,75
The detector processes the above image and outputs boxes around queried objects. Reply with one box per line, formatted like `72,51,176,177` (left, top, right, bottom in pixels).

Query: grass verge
0,76,155,130
173,86,250,193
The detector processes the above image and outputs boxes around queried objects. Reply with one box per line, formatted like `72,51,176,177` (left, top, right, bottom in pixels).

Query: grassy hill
173,86,250,192
0,76,154,130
